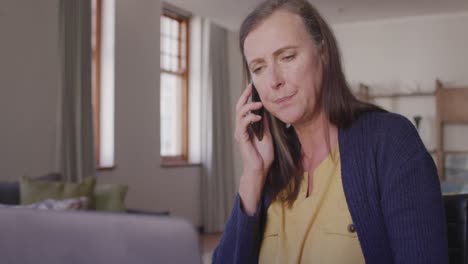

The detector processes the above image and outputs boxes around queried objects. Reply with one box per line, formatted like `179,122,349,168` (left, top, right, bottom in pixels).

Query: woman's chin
272,109,304,125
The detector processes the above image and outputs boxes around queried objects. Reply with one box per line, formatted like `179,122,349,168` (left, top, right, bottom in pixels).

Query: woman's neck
293,112,338,168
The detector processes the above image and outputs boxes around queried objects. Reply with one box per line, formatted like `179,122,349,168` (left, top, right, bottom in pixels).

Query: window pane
170,56,178,72
161,54,170,70
99,0,116,168
161,36,170,54
161,16,170,35
160,13,188,159
170,39,179,57
171,19,179,38
160,73,182,156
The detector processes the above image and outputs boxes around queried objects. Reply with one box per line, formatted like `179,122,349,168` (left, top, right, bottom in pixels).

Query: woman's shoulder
350,110,416,138
344,110,426,158
340,110,423,153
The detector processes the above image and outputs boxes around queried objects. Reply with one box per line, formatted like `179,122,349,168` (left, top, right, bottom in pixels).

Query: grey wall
95,0,201,226
0,0,60,181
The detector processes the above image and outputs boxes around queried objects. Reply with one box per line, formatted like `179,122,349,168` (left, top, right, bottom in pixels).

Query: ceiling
164,0,468,31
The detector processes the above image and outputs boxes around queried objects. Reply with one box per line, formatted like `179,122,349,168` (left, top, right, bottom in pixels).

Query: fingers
235,114,262,141
236,101,263,123
241,114,262,129
234,83,266,143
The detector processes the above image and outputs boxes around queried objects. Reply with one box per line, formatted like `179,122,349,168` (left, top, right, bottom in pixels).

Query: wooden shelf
370,91,435,99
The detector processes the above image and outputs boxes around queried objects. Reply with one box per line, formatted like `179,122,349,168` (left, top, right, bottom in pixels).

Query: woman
213,0,448,263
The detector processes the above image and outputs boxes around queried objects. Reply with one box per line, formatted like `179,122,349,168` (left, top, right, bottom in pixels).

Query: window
91,0,102,168
92,0,115,169
160,7,190,164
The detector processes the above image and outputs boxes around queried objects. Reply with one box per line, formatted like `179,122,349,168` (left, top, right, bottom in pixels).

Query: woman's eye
253,67,263,74
282,54,296,61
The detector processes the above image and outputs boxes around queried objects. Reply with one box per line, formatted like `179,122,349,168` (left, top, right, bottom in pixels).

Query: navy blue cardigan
213,112,448,264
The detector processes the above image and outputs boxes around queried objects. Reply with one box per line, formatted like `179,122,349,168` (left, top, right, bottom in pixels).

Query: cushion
0,172,63,205
35,172,62,181
0,196,89,211
20,176,96,207
94,184,128,212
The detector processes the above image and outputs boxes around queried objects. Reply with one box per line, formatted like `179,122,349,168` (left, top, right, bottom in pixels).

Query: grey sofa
0,207,201,264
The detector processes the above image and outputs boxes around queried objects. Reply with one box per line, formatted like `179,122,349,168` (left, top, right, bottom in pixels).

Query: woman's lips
275,92,296,105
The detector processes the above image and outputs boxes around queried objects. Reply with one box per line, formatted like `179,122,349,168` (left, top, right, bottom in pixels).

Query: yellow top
259,145,365,264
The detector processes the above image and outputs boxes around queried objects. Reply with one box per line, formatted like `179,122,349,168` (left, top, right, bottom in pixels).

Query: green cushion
94,184,128,212
20,176,96,208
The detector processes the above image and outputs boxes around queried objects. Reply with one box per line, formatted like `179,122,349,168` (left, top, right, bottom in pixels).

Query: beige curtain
57,0,95,182
191,17,237,232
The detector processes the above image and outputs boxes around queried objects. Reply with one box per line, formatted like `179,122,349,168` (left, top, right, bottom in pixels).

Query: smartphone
249,84,265,141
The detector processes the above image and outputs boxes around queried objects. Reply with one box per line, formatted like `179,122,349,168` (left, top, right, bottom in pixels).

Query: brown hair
239,0,382,205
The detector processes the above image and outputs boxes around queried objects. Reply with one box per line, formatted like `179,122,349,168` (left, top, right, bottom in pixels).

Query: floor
200,232,222,263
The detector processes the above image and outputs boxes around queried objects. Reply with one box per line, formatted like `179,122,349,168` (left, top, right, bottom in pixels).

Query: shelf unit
356,83,435,100
357,80,468,180
434,80,468,180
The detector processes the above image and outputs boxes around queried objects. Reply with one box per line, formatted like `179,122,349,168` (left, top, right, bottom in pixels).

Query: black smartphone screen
250,84,265,141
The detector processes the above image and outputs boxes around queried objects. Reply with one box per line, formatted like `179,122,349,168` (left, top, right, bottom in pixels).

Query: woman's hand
234,84,274,215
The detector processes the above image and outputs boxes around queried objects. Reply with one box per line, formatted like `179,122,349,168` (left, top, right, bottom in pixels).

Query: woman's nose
267,64,284,90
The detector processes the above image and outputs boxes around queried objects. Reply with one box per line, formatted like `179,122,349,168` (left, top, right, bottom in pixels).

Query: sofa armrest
0,182,20,205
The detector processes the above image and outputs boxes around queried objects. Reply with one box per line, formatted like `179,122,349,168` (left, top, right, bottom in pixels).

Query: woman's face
244,10,324,125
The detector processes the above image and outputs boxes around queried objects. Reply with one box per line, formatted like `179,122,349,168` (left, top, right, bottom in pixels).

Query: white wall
0,0,60,181
333,12,468,151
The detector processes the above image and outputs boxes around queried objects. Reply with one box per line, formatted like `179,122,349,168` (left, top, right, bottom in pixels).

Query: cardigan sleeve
212,193,264,264
379,117,448,264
